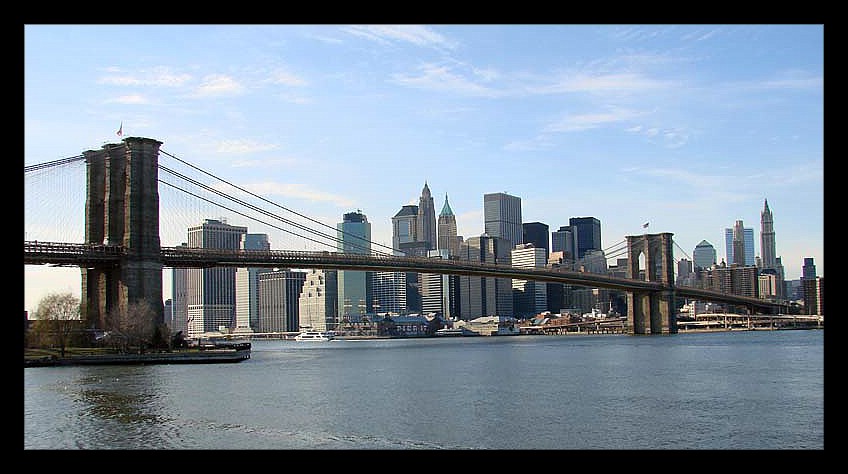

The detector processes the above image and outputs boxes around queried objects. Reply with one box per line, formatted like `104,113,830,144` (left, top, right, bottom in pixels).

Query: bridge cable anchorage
160,149,401,256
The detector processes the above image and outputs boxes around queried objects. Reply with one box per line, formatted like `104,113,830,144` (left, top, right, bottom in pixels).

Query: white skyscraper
185,218,247,337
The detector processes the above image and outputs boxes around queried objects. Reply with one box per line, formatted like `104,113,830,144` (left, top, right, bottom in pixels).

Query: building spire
440,193,454,217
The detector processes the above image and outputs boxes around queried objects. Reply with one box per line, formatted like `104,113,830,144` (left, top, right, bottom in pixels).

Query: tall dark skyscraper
417,182,437,251
522,222,549,261
802,257,817,280
569,217,601,260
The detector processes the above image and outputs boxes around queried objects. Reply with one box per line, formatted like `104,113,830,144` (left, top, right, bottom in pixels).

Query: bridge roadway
23,240,780,312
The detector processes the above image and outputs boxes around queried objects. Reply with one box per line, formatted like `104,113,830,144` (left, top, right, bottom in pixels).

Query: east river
24,329,824,450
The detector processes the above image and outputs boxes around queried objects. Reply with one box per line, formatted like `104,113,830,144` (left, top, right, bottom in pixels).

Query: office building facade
337,211,373,316
569,217,601,260
298,269,338,331
257,269,306,333
185,218,247,337
484,192,523,248
693,240,717,270
458,234,513,319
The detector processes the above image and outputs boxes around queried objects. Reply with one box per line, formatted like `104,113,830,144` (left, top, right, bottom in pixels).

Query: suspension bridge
24,137,785,335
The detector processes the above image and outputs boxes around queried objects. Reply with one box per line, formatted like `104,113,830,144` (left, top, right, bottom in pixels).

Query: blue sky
24,24,824,313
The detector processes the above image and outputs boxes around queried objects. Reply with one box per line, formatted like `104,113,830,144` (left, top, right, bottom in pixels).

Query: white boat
434,327,478,337
294,330,335,341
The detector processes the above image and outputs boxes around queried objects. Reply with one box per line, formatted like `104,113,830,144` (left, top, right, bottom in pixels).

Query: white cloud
544,107,643,133
392,63,500,97
107,94,149,105
193,74,245,97
341,25,455,49
98,66,192,87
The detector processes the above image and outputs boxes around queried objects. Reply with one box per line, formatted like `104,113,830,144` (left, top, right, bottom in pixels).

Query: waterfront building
569,217,601,260
337,211,373,316
185,218,247,337
706,263,759,300
256,269,306,333
437,194,461,257
484,192,523,248
725,221,755,267
511,243,548,317
693,240,717,270
170,243,188,335
420,249,454,319
372,270,407,314
758,270,780,301
298,269,338,331
458,234,513,319
803,277,824,315
522,222,550,262
234,233,271,334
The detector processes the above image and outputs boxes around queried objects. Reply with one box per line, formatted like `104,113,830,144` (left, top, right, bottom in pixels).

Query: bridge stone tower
81,137,164,330
625,232,677,334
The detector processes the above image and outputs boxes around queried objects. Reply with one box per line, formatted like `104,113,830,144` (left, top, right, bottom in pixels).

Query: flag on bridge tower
116,122,123,138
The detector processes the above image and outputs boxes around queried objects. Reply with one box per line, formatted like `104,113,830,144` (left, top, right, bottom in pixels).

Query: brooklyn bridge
24,137,786,335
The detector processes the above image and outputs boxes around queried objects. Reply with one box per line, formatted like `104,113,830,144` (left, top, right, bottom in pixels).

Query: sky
23,24,824,314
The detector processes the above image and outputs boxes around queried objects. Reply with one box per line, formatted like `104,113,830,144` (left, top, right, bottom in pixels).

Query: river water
23,329,824,450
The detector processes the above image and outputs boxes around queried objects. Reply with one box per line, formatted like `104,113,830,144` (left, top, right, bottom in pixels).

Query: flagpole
116,122,123,139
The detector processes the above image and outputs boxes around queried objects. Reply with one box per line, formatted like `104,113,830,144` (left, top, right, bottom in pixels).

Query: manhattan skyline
24,25,823,313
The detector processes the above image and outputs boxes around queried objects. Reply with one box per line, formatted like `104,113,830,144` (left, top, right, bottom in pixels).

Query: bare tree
32,292,81,357
105,300,158,354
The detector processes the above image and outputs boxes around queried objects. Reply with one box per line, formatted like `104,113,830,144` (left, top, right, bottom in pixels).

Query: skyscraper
185,218,247,337
484,192,523,248
257,269,306,332
551,225,575,263
458,234,513,319
725,222,755,266
693,240,717,270
569,217,601,260
234,233,270,334
337,210,372,316
802,257,817,280
298,269,338,331
511,243,548,317
760,199,777,269
437,194,460,257
522,222,549,262
417,182,437,251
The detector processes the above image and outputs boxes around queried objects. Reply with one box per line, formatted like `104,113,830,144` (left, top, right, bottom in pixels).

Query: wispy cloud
193,74,245,97
106,94,150,105
531,73,675,95
341,25,456,50
231,157,299,168
392,63,500,97
544,106,644,133
97,66,192,87
244,182,355,208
